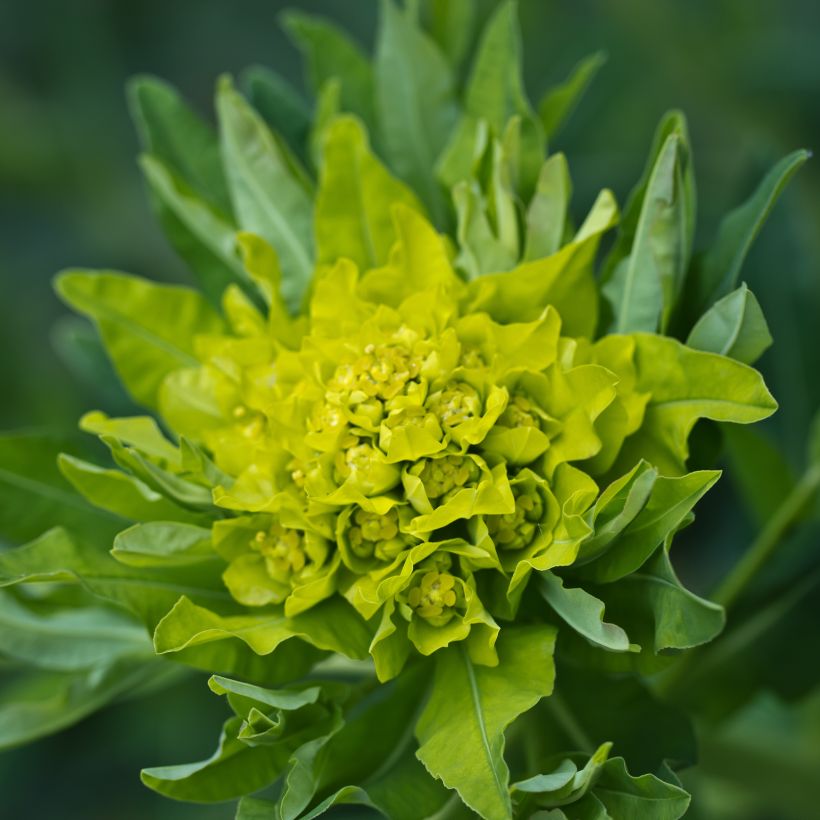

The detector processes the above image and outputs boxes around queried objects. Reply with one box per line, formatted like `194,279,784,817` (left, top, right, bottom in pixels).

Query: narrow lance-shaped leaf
217,77,315,313
315,115,424,271
282,11,376,134
538,51,607,140
243,66,312,165
689,148,810,315
112,522,215,568
138,153,247,303
375,0,458,225
686,282,773,364
427,0,477,74
603,133,691,334
524,152,572,260
416,625,557,820
127,75,233,214
55,270,225,409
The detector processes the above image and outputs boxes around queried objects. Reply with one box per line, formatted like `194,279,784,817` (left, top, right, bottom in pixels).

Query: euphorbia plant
0,1,811,818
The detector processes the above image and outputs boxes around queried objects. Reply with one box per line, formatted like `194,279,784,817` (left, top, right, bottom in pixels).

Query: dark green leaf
538,52,607,140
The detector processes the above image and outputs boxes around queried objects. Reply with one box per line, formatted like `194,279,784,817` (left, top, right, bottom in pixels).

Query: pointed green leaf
58,454,208,525
691,149,809,312
416,625,557,820
603,133,692,333
524,153,572,260
282,11,376,132
315,115,424,270
217,77,314,313
592,757,689,819
55,270,225,408
128,75,232,214
0,528,229,630
0,431,124,546
244,66,312,164
577,470,720,584
538,52,607,140
139,153,246,302
428,0,476,73
538,572,633,652
686,283,772,364
375,0,457,224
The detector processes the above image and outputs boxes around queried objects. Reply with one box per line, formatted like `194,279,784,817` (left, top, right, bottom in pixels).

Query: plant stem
712,463,820,610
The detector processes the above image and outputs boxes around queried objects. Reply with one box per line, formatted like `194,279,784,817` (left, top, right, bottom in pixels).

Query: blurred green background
1,0,818,817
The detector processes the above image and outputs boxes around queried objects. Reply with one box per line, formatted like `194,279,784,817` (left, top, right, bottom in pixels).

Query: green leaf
524,153,572,261
0,589,151,671
0,527,229,630
616,334,778,475
139,153,246,303
592,757,689,819
315,116,424,271
79,410,179,463
216,76,314,313
689,149,810,314
0,430,124,546
112,522,215,567
577,470,720,584
243,66,312,164
282,11,376,133
538,52,607,140
538,572,634,652
153,595,371,662
416,624,557,820
141,715,283,802
0,659,171,751
598,547,725,652
427,0,476,73
600,111,693,282
58,454,208,525
55,270,225,408
686,283,772,364
375,0,457,224
603,133,692,334
128,75,232,214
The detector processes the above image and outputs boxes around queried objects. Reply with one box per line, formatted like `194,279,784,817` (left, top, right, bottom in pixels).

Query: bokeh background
1,0,818,817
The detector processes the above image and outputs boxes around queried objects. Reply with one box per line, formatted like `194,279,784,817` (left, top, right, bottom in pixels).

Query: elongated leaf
428,0,476,73
217,77,314,313
690,149,809,313
599,547,725,652
282,11,376,132
0,527,229,629
128,75,232,214
112,522,215,567
686,282,772,364
0,590,150,671
616,334,778,475
79,410,179,463
0,431,124,546
416,625,557,820
315,116,423,270
375,0,457,224
58,454,208,525
600,111,694,285
55,270,224,408
153,595,371,662
142,715,283,802
524,153,572,261
0,659,171,751
603,133,690,333
538,52,607,140
244,66,312,163
577,470,720,584
538,572,633,652
139,154,246,302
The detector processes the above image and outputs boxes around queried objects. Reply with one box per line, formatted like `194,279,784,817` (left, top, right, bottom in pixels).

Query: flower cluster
160,209,649,679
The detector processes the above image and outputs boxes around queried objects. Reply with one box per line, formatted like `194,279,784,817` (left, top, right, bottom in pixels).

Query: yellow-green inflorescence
163,209,650,680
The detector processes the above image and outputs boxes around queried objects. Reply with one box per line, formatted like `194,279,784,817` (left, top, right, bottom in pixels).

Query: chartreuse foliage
0,1,809,818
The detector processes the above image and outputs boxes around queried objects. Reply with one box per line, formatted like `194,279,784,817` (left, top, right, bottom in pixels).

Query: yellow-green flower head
485,480,545,551
345,506,412,563
414,454,480,501
407,570,459,626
